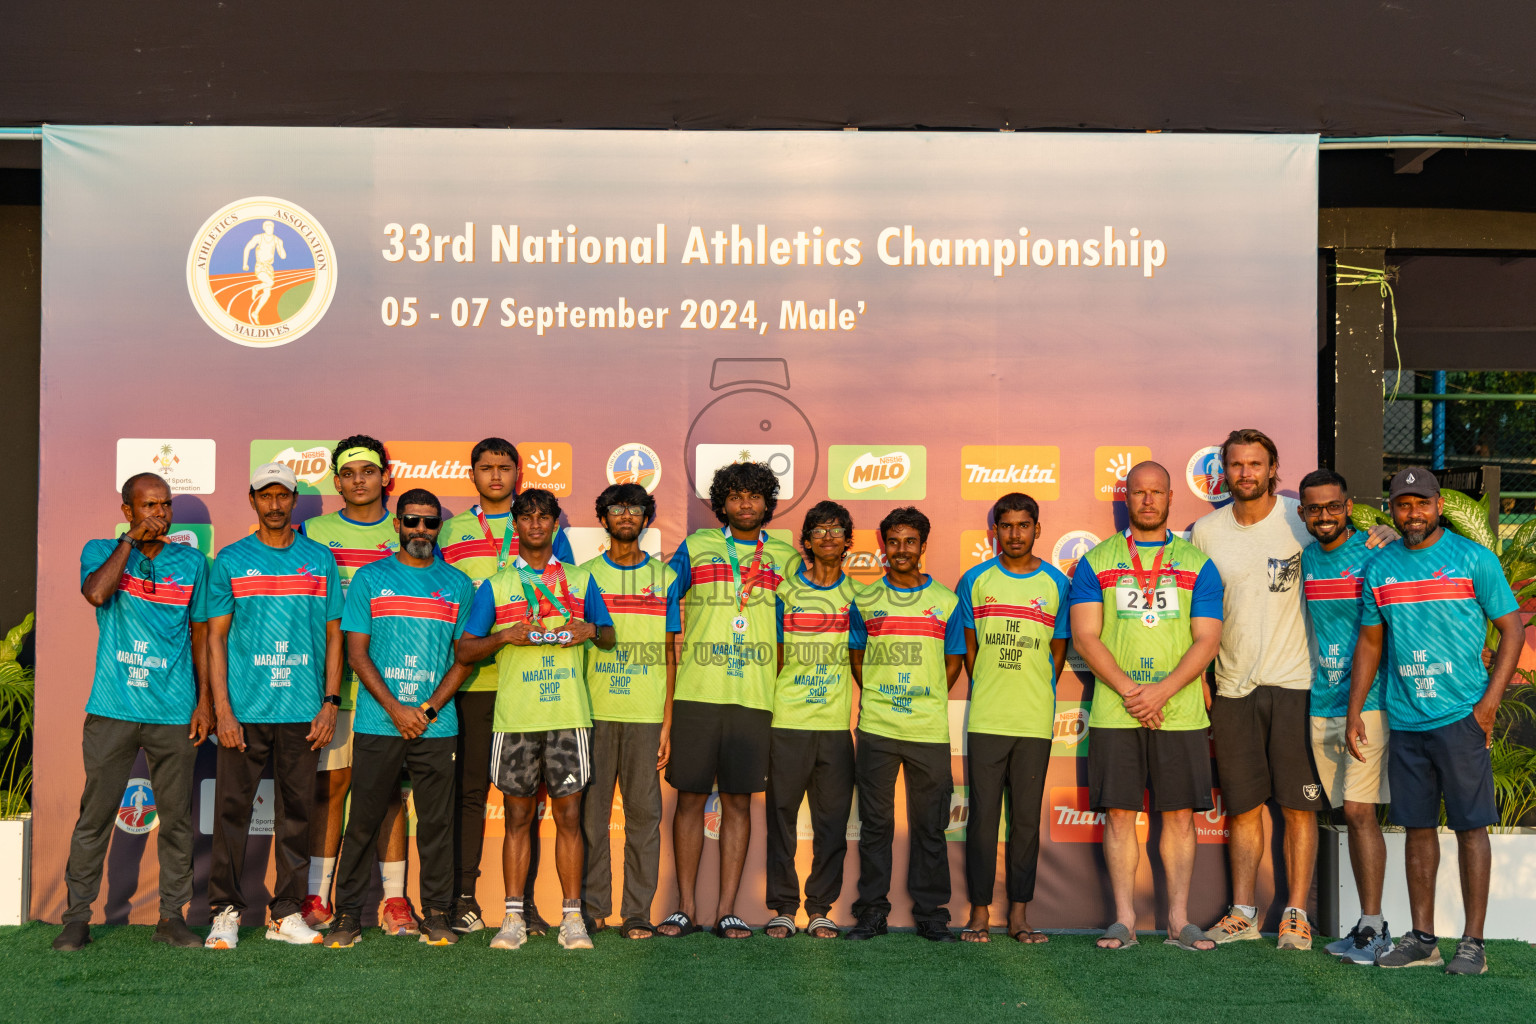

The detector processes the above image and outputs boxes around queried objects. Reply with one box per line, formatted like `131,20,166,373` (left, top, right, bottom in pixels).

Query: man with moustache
438,438,574,935
1294,470,1394,963
298,435,414,935
1348,468,1524,975
1192,429,1324,949
845,506,966,943
204,464,344,950
324,489,475,948
458,489,615,951
1071,463,1224,952
955,492,1070,943
55,472,213,951
658,462,799,940
579,483,681,939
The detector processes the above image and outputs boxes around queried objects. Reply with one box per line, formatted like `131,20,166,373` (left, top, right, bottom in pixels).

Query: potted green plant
0,613,34,925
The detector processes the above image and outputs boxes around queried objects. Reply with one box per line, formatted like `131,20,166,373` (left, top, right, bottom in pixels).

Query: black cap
1388,466,1439,500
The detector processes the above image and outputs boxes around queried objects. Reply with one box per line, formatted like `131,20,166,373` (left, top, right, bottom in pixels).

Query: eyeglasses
399,515,441,529
810,527,847,538
1299,502,1347,518
606,505,647,518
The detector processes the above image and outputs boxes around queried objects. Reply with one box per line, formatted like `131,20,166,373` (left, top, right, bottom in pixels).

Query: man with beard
438,438,573,936
324,489,474,948
764,501,865,940
298,436,414,935
845,506,966,943
1070,463,1223,952
579,483,680,939
1348,468,1524,975
1192,429,1324,950
458,489,615,951
955,492,1070,944
204,463,344,949
55,472,213,952
658,462,799,940
1294,470,1393,963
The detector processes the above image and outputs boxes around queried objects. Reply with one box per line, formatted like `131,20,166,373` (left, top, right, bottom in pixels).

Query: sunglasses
138,558,156,594
607,504,648,518
399,515,441,529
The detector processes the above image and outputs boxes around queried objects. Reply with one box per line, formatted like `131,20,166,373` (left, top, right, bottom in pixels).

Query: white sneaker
205,906,241,950
490,912,527,950
266,912,323,945
557,911,593,949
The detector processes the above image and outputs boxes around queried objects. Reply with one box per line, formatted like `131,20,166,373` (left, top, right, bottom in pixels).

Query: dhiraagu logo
827,445,927,500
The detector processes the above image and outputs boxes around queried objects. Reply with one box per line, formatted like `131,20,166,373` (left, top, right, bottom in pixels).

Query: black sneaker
150,914,201,947
1376,931,1443,968
524,905,550,937
326,913,363,949
916,920,958,943
418,911,459,946
1445,936,1487,975
844,912,888,941
450,899,485,935
52,921,91,952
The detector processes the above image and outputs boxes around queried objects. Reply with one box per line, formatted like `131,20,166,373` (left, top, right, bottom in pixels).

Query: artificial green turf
2,923,1532,1024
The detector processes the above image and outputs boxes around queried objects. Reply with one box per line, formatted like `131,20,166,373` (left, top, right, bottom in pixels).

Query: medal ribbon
1124,530,1168,608
724,529,767,615
516,561,574,626
474,504,517,571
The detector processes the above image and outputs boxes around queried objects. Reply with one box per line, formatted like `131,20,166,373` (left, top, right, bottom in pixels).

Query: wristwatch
323,694,341,707
422,704,438,722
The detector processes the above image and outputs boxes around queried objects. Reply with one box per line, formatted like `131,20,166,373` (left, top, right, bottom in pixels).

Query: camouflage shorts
491,728,592,799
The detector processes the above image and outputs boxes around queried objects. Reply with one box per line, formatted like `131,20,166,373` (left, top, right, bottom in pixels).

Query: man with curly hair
657,461,799,939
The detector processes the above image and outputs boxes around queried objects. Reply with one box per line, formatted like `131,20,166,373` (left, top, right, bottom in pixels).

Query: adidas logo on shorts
564,774,576,785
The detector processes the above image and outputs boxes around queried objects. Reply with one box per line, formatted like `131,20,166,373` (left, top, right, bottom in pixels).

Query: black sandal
622,917,657,939
657,911,699,937
713,915,752,939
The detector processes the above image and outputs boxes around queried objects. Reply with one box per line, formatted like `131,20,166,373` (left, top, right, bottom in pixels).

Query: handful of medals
527,629,575,646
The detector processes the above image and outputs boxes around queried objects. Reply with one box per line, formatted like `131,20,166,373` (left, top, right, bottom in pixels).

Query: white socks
1285,906,1308,919
381,861,407,900
308,857,337,899
1235,904,1258,919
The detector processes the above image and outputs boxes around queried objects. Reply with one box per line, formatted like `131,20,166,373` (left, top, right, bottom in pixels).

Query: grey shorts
491,728,593,799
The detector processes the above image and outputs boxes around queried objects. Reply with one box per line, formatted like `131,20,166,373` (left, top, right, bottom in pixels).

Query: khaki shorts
316,709,354,772
1310,711,1389,807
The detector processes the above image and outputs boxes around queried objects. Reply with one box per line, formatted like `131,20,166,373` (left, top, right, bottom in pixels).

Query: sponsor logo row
117,439,1230,505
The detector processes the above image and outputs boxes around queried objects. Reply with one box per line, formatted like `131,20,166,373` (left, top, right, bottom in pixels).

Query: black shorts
1209,686,1324,815
665,699,771,794
1088,727,1214,813
491,729,592,799
1389,713,1497,831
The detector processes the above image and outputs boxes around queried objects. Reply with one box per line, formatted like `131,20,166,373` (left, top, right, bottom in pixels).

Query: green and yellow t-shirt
581,553,682,724
669,527,801,711
1065,531,1224,731
772,569,867,731
856,576,966,744
955,557,1071,739
299,510,398,709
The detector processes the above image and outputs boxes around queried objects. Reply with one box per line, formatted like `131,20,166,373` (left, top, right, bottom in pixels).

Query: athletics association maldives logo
187,196,337,348
1051,530,1100,577
606,443,662,494
1186,446,1229,503
116,777,159,835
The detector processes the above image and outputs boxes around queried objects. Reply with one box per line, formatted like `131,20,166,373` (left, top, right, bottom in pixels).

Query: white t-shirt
1190,494,1314,697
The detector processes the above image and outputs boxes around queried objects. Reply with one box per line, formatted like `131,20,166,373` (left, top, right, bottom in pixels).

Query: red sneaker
380,897,420,936
301,894,334,930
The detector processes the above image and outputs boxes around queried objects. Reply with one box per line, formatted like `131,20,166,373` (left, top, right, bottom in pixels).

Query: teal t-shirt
1360,530,1518,731
207,532,343,723
1299,530,1385,718
340,556,473,740
80,537,210,725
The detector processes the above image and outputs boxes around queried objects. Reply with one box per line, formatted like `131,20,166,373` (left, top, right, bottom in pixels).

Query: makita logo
1054,805,1106,827
845,450,911,492
389,458,471,481
965,463,1057,486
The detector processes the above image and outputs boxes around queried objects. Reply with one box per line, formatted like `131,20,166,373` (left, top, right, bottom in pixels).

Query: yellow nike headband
336,446,383,470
